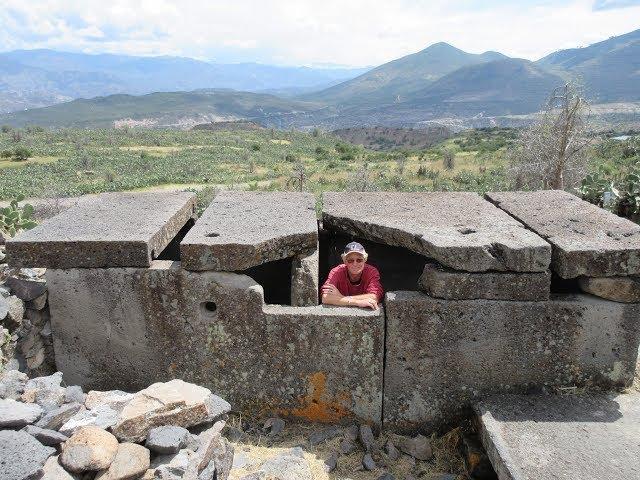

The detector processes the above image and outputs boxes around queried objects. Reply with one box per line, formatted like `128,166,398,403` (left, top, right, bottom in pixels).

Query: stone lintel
475,393,640,480
6,192,196,269
322,192,550,273
383,290,640,432
578,276,640,303
486,190,640,278
180,191,318,271
419,263,550,301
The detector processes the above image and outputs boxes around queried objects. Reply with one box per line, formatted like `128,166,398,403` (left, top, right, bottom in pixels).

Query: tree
508,82,591,190
442,149,455,170
287,162,307,192
12,147,32,161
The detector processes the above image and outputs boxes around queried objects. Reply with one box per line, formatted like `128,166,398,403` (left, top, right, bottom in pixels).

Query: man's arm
321,285,378,309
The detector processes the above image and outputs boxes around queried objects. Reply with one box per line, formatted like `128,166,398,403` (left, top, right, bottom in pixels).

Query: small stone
0,368,28,399
362,453,376,471
26,291,48,310
43,455,82,480
151,448,194,477
59,404,119,436
262,417,285,435
0,285,10,297
385,440,400,461
359,425,376,452
324,452,338,472
84,390,134,413
0,294,8,320
146,425,190,454
95,442,150,480
578,276,640,303
308,425,341,446
36,402,84,430
397,434,433,461
4,295,24,330
340,438,357,455
22,372,66,410
5,276,47,302
66,385,86,404
183,421,233,480
0,397,43,427
60,426,119,473
377,474,395,480
344,424,359,441
23,424,69,446
140,469,155,480
185,433,201,451
0,430,56,480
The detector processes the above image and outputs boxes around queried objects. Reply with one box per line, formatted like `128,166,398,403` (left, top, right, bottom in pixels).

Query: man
321,241,383,310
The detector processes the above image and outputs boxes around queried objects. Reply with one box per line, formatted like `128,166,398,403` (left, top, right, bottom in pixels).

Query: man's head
341,241,368,277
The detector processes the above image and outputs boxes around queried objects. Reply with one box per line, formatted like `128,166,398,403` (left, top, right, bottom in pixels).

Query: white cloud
0,0,638,66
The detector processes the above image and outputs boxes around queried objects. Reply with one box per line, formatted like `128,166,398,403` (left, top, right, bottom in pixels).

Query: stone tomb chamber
6,190,640,431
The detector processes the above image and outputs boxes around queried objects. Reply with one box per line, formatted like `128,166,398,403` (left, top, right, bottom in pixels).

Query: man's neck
348,270,362,283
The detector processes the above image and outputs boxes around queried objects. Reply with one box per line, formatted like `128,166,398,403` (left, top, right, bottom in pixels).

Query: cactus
0,194,37,237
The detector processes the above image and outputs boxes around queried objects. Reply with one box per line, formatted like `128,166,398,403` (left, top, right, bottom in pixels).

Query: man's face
344,252,366,277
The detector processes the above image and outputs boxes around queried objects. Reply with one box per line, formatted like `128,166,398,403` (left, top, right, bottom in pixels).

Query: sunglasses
346,258,364,264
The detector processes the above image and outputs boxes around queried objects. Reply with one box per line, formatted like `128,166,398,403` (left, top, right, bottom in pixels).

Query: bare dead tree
508,82,592,190
347,163,378,192
287,162,307,192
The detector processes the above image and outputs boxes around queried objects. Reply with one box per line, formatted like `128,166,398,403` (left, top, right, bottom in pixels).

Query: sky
0,0,639,67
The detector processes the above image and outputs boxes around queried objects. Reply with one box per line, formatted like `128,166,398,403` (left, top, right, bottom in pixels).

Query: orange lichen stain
288,372,351,422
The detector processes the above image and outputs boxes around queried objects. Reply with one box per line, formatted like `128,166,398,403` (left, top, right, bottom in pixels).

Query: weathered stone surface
419,264,550,301
487,190,640,278
151,448,194,478
85,390,134,412
182,421,231,480
258,450,313,480
291,246,319,306
145,425,190,454
309,426,342,446
262,417,285,436
27,291,48,310
476,393,640,480
65,385,86,405
43,455,82,480
383,291,640,431
362,453,376,470
36,402,84,430
5,276,47,301
322,192,550,273
397,434,432,461
112,379,230,442
22,371,66,409
0,397,43,427
0,429,55,480
180,191,318,271
358,424,376,452
579,276,640,303
0,294,8,320
60,426,119,473
4,295,24,329
95,443,151,480
23,424,69,446
59,404,118,436
6,191,196,268
47,263,384,425
0,368,28,399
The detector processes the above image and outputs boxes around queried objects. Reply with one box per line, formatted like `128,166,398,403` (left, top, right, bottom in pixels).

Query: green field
0,127,513,204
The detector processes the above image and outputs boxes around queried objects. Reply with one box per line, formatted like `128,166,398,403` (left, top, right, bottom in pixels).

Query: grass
0,156,59,168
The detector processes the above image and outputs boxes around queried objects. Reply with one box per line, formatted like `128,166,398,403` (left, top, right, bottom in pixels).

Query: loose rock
362,453,376,471
65,385,86,404
23,424,69,446
578,276,640,303
0,368,28,399
59,404,118,436
324,452,338,472
36,402,84,430
258,451,313,480
95,442,151,480
377,474,395,480
42,455,82,480
309,425,342,446
84,390,134,413
152,448,194,479
262,417,285,436
22,371,66,409
26,291,48,310
397,434,433,461
183,421,233,480
145,425,190,454
4,295,25,330
60,426,119,473
385,440,400,461
0,397,43,427
0,430,56,480
359,425,376,452
340,438,357,455
5,276,47,302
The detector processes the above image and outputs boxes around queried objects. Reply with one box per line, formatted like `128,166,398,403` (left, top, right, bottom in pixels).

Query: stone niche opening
550,273,581,294
156,218,196,261
241,257,294,305
319,229,426,293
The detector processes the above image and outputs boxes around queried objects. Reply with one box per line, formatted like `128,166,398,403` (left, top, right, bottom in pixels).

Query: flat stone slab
181,191,318,271
579,276,640,303
486,190,640,278
322,192,550,272
476,393,640,480
419,264,550,301
383,291,640,432
6,192,196,269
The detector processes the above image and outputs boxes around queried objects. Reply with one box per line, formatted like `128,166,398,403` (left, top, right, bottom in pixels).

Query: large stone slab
419,264,550,301
383,291,640,432
486,190,640,278
6,192,196,268
46,261,384,425
180,191,318,271
322,192,550,273
578,275,640,303
476,393,640,480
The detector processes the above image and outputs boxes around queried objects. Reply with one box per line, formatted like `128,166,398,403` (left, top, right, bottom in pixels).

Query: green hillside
302,42,506,107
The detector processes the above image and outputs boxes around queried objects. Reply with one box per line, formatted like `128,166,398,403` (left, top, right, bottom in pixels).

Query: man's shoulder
328,264,347,275
364,263,380,275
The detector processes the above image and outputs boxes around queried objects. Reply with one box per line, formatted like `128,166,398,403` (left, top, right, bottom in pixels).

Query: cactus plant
0,194,37,237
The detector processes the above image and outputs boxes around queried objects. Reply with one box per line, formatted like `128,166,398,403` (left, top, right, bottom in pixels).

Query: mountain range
1,28,638,129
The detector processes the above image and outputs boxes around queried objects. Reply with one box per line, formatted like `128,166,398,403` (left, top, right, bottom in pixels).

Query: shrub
0,194,37,237
250,143,261,151
12,147,32,161
443,150,455,170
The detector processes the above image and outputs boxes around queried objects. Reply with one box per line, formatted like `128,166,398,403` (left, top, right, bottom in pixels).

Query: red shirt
323,264,384,302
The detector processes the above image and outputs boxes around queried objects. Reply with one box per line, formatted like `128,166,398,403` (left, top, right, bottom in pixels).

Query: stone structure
6,190,640,431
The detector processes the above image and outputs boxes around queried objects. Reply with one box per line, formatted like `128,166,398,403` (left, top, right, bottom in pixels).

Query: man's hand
321,283,343,303
355,298,379,310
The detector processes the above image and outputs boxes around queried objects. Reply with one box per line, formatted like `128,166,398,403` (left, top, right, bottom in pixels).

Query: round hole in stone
204,302,217,313
458,227,477,235
206,233,220,238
